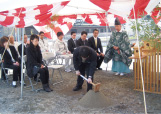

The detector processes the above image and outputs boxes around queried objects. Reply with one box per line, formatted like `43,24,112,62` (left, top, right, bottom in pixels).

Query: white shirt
39,38,49,52
93,36,97,39
117,29,123,33
72,38,76,41
24,43,27,47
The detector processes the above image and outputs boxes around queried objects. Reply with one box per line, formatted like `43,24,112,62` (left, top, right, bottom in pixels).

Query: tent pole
17,28,20,42
20,27,25,99
96,12,111,71
105,12,108,71
14,28,16,41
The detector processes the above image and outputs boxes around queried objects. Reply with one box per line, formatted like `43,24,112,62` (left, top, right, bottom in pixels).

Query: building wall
0,19,115,41
0,25,16,39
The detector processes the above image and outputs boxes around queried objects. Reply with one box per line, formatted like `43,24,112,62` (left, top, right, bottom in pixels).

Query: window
91,29,95,33
85,29,89,33
71,29,77,33
100,29,104,33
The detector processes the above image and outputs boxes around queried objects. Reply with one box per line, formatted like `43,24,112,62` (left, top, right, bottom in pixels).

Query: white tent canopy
0,0,160,27
0,0,69,12
57,0,104,15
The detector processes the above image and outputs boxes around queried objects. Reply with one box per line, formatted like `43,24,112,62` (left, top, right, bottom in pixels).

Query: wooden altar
130,43,161,94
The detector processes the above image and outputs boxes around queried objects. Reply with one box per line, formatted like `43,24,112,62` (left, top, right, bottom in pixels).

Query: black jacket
18,44,28,57
26,44,44,78
67,38,76,54
0,46,19,66
73,46,97,76
76,38,89,47
88,36,103,53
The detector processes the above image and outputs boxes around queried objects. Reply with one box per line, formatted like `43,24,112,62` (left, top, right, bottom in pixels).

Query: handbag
33,66,40,76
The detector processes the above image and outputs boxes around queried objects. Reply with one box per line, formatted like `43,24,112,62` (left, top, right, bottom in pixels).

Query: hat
79,46,91,58
115,17,121,25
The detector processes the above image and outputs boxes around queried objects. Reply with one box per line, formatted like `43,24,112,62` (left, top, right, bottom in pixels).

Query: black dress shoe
73,86,82,91
97,68,102,70
87,88,92,92
43,84,51,92
1,76,6,80
47,83,53,91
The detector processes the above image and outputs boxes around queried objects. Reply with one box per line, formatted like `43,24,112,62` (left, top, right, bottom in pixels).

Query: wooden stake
153,51,156,92
134,59,137,89
137,59,140,89
157,51,159,92
150,54,152,91
146,56,149,91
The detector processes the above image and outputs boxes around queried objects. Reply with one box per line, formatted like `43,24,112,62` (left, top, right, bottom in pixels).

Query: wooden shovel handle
90,82,95,86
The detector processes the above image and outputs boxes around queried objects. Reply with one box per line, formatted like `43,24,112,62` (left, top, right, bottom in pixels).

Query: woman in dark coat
0,36,21,87
26,34,52,92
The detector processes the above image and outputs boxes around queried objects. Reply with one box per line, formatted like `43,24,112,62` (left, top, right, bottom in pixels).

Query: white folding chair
1,62,13,85
41,52,64,86
0,52,12,83
42,52,64,85
48,64,64,85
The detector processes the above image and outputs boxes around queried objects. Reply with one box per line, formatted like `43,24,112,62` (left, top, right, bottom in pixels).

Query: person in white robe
54,32,74,72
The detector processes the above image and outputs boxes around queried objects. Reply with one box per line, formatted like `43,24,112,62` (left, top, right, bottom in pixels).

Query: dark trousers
38,67,49,84
5,64,21,81
96,55,104,68
76,63,94,91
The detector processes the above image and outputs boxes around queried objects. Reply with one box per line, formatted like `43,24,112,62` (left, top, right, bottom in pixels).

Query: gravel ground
0,68,161,114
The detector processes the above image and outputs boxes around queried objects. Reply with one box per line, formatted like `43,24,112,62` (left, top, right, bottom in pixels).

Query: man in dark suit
88,29,104,70
18,34,28,57
67,32,77,54
73,46,97,92
76,31,88,47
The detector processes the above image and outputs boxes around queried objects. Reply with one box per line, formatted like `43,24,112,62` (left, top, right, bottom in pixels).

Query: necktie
95,38,97,48
83,41,85,45
74,40,76,45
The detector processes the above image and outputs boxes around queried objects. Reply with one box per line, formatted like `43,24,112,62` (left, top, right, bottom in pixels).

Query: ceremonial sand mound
78,90,112,108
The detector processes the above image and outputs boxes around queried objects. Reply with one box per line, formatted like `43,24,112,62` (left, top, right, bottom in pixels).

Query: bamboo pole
140,59,143,90
160,51,161,92
143,58,146,90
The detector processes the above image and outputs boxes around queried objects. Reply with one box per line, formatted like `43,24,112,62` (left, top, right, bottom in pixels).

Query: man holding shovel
73,46,97,92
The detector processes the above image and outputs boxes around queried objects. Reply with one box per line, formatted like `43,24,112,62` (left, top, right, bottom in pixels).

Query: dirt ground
0,68,161,114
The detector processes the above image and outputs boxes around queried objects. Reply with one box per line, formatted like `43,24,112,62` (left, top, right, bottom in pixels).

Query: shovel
80,75,101,92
